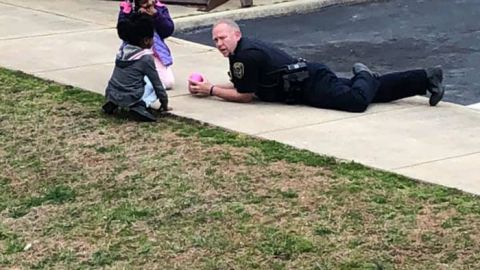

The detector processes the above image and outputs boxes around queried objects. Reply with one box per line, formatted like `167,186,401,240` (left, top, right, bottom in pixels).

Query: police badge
233,62,244,79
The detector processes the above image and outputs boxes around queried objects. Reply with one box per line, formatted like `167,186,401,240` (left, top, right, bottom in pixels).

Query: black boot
129,102,156,122
426,66,445,106
352,63,380,78
102,101,118,115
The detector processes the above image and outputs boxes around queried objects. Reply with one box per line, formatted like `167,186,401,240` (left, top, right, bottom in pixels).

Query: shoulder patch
233,62,245,79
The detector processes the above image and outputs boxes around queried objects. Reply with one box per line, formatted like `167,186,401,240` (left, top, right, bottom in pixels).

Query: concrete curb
174,0,372,32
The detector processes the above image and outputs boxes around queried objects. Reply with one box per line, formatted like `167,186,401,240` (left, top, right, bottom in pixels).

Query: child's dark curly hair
117,13,154,47
133,0,144,12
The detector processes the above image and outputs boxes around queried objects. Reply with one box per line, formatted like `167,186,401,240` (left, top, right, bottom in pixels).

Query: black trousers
302,63,429,112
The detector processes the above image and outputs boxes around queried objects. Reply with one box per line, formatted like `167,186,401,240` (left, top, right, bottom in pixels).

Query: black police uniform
229,38,429,112
228,38,295,102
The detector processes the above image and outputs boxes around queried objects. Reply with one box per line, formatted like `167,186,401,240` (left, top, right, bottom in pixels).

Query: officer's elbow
240,94,254,103
235,93,254,103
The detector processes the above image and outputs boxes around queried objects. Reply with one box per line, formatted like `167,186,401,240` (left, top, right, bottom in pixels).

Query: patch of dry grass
1,68,480,269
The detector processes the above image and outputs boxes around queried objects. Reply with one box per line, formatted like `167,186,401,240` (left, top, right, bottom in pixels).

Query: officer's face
212,23,241,57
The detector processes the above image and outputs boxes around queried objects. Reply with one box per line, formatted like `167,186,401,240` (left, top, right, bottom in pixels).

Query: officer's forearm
214,83,235,89
210,85,253,103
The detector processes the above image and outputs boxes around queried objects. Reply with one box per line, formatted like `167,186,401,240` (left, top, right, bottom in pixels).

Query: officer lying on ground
188,19,445,112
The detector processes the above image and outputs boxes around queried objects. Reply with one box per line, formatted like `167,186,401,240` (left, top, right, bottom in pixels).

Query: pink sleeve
120,1,132,14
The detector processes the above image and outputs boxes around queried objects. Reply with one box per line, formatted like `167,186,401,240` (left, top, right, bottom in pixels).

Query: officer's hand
188,80,198,94
188,80,210,96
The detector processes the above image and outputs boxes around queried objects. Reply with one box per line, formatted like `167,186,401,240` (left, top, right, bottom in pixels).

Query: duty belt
268,60,310,104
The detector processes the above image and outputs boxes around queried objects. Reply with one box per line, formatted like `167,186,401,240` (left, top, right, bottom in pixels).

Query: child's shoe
129,102,156,122
102,101,118,115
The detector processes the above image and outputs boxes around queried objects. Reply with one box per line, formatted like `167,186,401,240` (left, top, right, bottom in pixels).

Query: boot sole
429,85,445,106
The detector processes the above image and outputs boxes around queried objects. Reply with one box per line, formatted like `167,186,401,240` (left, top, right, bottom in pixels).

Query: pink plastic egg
189,72,204,83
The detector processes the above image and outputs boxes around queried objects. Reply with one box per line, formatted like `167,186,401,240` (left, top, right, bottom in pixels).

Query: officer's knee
345,103,369,113
335,93,370,113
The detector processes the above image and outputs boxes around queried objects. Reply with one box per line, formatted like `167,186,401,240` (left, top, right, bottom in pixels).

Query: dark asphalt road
175,0,480,105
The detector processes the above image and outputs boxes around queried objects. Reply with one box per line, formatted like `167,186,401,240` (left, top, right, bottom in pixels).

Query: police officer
188,19,445,112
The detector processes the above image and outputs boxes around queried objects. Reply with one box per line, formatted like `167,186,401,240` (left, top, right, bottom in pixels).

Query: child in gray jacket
103,13,169,122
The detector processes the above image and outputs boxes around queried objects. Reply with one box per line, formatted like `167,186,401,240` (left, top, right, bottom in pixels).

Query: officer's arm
189,50,263,102
189,80,253,103
210,85,254,103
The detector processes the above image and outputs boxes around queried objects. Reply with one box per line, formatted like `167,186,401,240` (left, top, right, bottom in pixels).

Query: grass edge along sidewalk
1,67,480,269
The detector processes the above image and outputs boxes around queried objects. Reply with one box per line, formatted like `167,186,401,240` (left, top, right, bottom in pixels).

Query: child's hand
139,0,157,16
160,104,172,112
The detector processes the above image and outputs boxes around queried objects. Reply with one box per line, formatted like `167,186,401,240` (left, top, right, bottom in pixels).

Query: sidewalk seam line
33,62,113,74
391,151,480,170
0,1,110,26
0,28,114,42
253,105,422,136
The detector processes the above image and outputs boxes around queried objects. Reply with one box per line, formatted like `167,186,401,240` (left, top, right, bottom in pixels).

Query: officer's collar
231,37,245,56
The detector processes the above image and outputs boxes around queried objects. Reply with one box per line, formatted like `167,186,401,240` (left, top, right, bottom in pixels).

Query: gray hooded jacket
105,44,168,108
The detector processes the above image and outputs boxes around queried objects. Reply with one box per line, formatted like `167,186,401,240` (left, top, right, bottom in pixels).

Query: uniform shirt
228,38,296,102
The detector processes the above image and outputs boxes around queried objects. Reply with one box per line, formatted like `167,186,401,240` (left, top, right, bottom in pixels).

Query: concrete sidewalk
0,0,479,194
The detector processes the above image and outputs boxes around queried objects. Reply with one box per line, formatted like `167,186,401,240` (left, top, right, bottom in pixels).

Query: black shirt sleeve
230,49,267,94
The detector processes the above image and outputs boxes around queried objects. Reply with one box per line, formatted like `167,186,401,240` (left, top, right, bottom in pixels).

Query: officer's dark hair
117,13,154,47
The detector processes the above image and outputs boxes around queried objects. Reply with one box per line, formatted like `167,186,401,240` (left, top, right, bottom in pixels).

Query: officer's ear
234,30,242,40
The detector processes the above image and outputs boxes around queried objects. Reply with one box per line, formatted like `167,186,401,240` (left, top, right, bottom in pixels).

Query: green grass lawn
1,67,480,269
